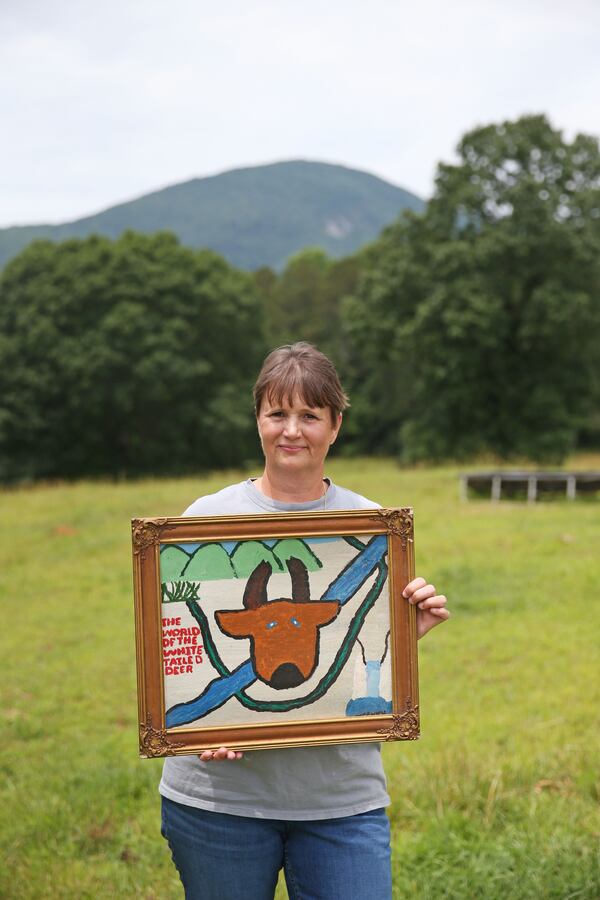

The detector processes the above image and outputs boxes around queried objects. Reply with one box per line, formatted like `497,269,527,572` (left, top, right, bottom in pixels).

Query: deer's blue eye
290,617,301,628
266,620,278,630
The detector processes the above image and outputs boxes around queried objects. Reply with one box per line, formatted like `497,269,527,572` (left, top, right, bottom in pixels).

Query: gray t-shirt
158,478,391,820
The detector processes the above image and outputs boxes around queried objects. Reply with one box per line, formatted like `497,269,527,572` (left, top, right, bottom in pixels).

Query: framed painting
131,508,419,757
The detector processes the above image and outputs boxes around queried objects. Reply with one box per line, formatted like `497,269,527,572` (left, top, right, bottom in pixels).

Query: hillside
0,160,424,270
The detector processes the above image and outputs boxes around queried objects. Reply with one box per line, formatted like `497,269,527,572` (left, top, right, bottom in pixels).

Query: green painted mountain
160,539,323,582
182,545,236,581
160,546,192,582
0,161,424,270
230,541,283,577
230,539,323,578
270,539,322,572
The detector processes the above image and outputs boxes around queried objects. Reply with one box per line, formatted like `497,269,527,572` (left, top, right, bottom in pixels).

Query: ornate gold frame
132,508,418,757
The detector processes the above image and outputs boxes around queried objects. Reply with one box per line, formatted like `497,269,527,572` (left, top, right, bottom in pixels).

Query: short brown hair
253,342,350,424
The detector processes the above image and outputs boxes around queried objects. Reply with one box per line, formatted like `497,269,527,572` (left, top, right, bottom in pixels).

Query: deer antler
287,557,310,604
242,560,272,609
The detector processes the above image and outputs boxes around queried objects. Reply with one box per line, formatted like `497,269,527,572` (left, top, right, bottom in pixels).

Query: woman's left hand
403,577,450,639
199,746,243,761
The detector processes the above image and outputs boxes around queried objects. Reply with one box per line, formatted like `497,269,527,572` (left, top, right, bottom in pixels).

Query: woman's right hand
199,746,244,761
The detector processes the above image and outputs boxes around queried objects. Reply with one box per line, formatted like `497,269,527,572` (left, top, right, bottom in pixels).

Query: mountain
160,546,192,581
271,539,322,572
230,541,284,578
182,545,236,581
0,160,424,270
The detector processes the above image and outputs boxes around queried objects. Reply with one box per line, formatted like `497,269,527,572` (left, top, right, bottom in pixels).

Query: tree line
1,114,599,482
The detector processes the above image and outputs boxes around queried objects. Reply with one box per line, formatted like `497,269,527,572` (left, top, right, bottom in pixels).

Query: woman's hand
403,577,450,639
199,746,243,762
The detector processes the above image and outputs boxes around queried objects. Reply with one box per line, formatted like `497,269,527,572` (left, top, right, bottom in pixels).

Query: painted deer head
215,557,340,689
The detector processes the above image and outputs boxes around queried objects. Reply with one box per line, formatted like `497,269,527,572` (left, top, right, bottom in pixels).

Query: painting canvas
132,508,419,757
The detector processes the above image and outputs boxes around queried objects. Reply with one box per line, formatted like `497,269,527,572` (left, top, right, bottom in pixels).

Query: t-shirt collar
244,478,332,512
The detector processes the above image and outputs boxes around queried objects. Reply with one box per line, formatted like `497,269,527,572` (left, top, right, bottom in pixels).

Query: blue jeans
161,796,392,900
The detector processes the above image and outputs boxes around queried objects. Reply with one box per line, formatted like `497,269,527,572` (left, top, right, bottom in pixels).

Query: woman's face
257,393,342,476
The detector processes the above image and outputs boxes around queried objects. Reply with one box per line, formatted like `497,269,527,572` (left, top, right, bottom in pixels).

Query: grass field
1,458,599,899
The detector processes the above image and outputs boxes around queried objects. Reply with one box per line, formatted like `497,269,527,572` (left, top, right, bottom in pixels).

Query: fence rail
459,471,600,502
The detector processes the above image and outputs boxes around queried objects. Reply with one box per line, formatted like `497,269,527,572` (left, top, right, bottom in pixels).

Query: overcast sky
1,0,599,227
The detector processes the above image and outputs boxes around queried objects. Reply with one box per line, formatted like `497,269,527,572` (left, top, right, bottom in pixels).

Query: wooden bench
459,471,600,502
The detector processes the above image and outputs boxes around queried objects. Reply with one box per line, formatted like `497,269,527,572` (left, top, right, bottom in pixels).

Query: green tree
0,231,266,481
255,248,364,371
263,248,331,348
343,115,600,461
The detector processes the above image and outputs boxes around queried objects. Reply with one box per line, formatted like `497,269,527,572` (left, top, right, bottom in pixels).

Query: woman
160,342,449,900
